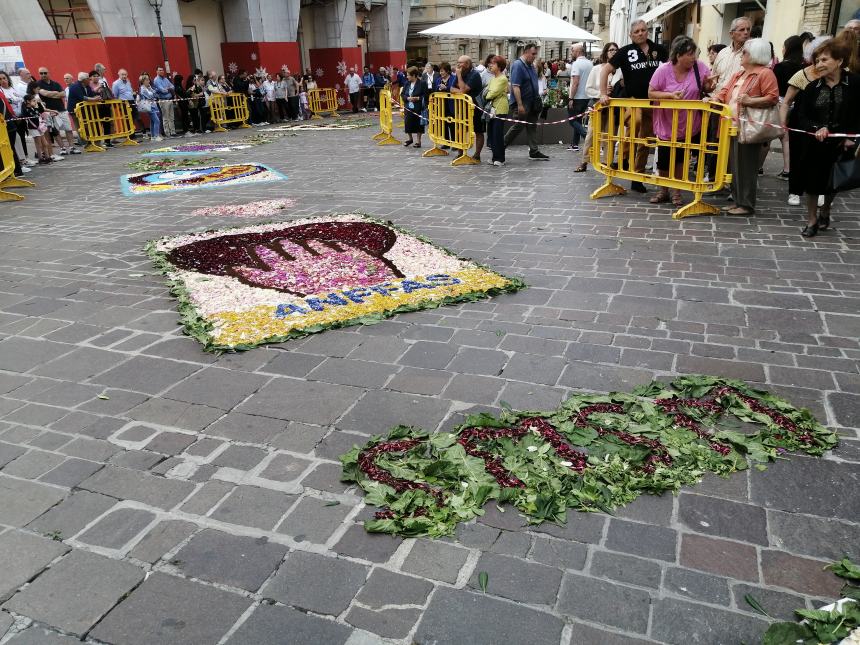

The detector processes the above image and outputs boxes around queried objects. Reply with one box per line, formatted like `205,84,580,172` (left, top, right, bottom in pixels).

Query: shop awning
700,0,744,5
638,0,691,24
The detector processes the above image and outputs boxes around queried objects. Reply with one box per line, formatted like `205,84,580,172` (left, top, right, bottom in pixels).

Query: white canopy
638,0,691,24
418,1,600,42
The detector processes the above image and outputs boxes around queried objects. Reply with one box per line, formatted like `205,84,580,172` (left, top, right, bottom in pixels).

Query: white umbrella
609,0,629,47
418,0,600,41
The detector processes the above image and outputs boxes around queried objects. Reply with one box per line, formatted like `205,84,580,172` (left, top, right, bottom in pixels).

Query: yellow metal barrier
372,89,400,146
209,93,251,132
590,98,736,219
308,88,339,119
73,99,138,152
0,115,34,201
422,92,479,167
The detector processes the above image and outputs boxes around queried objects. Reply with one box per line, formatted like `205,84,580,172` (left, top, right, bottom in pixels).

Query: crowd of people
4,19,860,237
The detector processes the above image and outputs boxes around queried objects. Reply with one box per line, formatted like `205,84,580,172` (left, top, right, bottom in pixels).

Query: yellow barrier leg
0,188,24,201
672,193,721,220
451,152,479,167
119,136,139,147
84,141,105,153
590,176,627,199
377,133,400,146
213,124,227,132
1,176,35,189
311,113,323,120
372,131,387,141
422,146,449,158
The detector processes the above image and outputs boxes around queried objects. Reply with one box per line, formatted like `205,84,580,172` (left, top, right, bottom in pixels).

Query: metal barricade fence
0,115,34,201
590,98,736,219
308,88,339,119
73,99,139,152
372,89,400,146
209,93,251,132
422,92,479,167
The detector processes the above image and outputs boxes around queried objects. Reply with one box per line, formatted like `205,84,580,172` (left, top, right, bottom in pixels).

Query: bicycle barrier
372,89,400,146
73,99,139,152
308,88,339,119
0,115,34,201
209,92,251,132
422,92,479,167
589,98,736,219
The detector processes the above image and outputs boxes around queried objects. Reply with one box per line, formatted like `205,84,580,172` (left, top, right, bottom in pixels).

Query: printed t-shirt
609,40,668,99
648,60,710,139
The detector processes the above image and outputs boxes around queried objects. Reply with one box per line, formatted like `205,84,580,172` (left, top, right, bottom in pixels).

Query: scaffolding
39,0,102,40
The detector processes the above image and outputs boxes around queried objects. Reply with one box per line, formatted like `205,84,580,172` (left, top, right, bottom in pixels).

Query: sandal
574,162,588,173
671,190,684,207
649,189,670,204
413,142,421,148
818,205,831,230
725,207,754,216
403,140,414,147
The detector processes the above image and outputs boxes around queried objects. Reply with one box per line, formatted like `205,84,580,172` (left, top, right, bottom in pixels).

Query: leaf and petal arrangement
341,375,838,538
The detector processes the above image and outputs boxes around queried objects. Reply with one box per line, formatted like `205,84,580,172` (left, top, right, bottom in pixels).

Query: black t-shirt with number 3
609,40,668,99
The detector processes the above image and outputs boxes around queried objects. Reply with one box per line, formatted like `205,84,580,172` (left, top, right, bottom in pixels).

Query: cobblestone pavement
0,121,858,645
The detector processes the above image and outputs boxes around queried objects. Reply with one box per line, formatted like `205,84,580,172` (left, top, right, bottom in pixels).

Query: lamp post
147,0,170,75
362,15,371,66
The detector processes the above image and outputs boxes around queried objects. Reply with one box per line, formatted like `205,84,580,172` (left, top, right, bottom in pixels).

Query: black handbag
831,147,860,192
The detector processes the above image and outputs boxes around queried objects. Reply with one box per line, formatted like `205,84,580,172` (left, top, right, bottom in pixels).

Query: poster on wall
0,46,24,77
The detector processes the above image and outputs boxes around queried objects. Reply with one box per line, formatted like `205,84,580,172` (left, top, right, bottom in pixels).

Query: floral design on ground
128,157,223,172
143,133,292,156
191,198,297,218
121,163,286,196
340,375,838,538
146,213,525,350
264,121,373,131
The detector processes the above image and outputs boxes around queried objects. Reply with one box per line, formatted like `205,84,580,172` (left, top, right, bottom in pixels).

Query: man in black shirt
599,19,668,192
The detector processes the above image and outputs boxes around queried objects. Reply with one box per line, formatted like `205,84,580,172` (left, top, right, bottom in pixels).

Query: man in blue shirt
450,55,485,161
111,68,141,135
152,67,177,137
503,43,549,160
362,66,376,111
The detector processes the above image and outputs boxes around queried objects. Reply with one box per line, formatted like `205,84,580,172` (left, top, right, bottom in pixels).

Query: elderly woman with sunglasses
713,38,779,216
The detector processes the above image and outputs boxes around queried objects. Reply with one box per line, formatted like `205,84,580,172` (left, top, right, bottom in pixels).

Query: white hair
730,17,752,32
805,35,831,62
629,19,646,32
743,38,772,66
77,71,89,81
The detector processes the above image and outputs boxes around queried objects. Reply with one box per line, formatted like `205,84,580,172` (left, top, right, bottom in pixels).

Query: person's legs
150,107,162,139
734,142,759,211
502,116,524,148
634,108,653,174
159,101,175,135
350,92,359,113
16,122,28,157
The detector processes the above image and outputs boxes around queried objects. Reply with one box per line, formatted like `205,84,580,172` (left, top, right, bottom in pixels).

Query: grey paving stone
760,550,843,597
210,484,296,529
678,493,768,545
528,535,588,570
260,351,326,377
3,549,143,636
605,518,677,562
78,466,194,510
333,523,403,563
91,572,251,645
0,475,67,526
203,412,286,444
5,626,82,644
144,431,197,456
750,456,860,521
299,462,354,493
129,520,198,563
398,341,456,369
27,431,72,451
236,378,362,424
1,449,65,479
467,552,562,605
455,522,500,550
556,573,651,633
314,430,369,460
559,362,653,392
164,368,268,409
39,458,102,487
269,421,327,453
490,529,531,557
693,471,749,501
183,437,223,458
676,355,766,382
276,496,352,543
0,612,10,639
212,445,269,470
0,337,73,373
77,508,156,549
402,540,469,584
731,583,808,621
355,568,433,608
387,367,452,396
225,603,352,645
590,551,662,589
59,437,120,462
447,348,508,376
109,449,165,470
124,398,223,431
0,441,26,468
567,622,654,645
0,530,69,602
767,510,859,561
338,390,451,435
308,358,397,388
613,491,674,526
257,452,312,482
829,392,860,428
346,606,421,640
500,353,566,385
664,567,731,605
173,529,287,592
442,374,506,404
650,597,769,645
180,480,235,516
680,534,758,582
528,511,606,544
415,587,564,645
91,356,201,395
27,490,115,538
261,550,368,615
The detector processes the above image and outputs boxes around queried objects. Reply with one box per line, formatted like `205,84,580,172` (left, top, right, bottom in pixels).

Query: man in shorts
36,67,78,155
451,55,485,161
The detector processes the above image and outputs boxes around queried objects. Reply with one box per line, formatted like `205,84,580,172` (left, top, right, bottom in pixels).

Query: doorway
183,26,200,72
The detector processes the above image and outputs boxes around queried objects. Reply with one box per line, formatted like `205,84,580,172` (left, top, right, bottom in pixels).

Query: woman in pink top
648,36,711,206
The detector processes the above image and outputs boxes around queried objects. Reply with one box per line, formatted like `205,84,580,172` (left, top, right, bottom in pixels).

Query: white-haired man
708,17,751,96
599,19,668,192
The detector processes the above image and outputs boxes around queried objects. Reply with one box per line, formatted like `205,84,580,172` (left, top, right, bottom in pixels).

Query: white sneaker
153,136,163,142
50,154,64,161
817,194,825,207
787,194,800,206
23,159,37,167
21,166,31,173
493,160,505,166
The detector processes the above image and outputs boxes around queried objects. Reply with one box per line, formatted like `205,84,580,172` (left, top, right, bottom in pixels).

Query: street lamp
147,0,170,75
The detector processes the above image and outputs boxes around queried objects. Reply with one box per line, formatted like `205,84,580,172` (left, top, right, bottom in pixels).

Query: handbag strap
692,62,703,99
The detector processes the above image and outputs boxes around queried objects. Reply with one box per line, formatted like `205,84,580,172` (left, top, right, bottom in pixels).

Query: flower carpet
120,163,286,196
191,198,297,218
341,375,838,537
265,121,373,131
147,214,525,350
143,142,254,156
